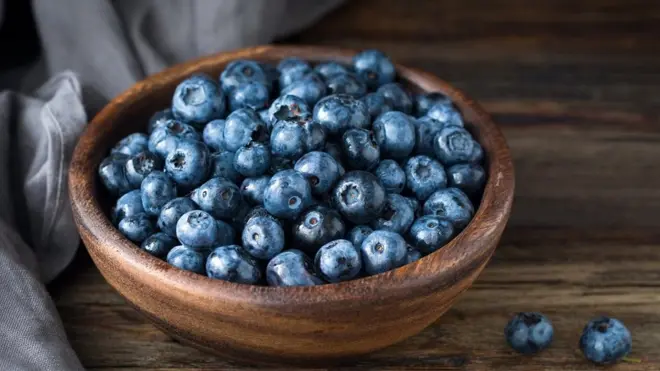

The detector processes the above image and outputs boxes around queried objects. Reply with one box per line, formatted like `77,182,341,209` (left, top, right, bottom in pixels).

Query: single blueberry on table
229,81,270,112
447,163,486,198
434,126,477,166
141,232,177,259
202,119,226,152
240,176,271,206
98,153,132,196
206,245,262,284
222,108,268,152
352,49,396,90
294,151,343,196
579,317,632,365
269,156,295,174
157,197,198,237
314,61,349,80
111,133,149,157
427,102,464,127
266,249,324,287
415,92,452,117
172,74,225,129
370,193,415,235
414,116,445,156
147,108,174,134
113,190,145,225
324,141,343,163
404,245,423,264
148,119,200,159
360,92,393,120
263,170,312,220
325,72,367,98
505,312,554,355
313,94,369,136
341,128,381,171
190,177,243,220
315,239,362,283
268,94,310,123
331,171,386,224
140,171,177,217
377,83,413,114
423,187,474,230
405,155,447,201
233,142,271,177
373,111,416,160
167,245,207,275
241,215,285,260
175,210,218,249
220,59,270,93
214,219,236,247
118,213,155,243
270,120,308,160
407,215,454,254
125,151,163,189
279,72,327,106
277,57,312,89
359,230,407,276
164,138,211,191
347,225,373,248
209,151,242,184
292,205,346,255
374,159,406,194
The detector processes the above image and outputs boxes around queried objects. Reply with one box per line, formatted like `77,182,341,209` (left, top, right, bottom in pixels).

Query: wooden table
50,1,660,369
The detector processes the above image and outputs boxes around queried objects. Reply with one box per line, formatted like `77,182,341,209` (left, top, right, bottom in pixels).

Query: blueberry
175,210,218,249
222,108,268,152
241,215,285,260
406,196,421,217
433,126,476,165
268,94,310,123
360,92,393,120
157,197,198,237
325,72,367,98
370,194,415,234
111,133,149,156
352,49,396,90
206,245,262,284
118,213,155,243
280,72,327,106
233,142,271,177
505,312,554,355
266,249,324,287
374,159,406,194
209,151,242,184
125,151,163,189
314,240,362,283
270,120,308,160
427,102,464,127
147,108,174,134
359,230,407,275
269,156,295,174
313,94,369,136
240,176,270,206
298,116,327,152
415,92,452,117
447,163,486,197
191,177,243,219
113,190,145,224
167,245,207,275
258,109,270,127
347,225,373,248
229,81,269,112
407,215,454,254
164,139,211,191
377,83,413,114
148,119,200,159
423,188,474,230
141,232,177,259
140,171,177,216
202,119,226,152
324,141,343,163
263,170,312,220
243,205,271,225
98,153,132,196
405,245,422,264
277,57,312,89
414,116,445,156
314,62,349,80
294,151,343,195
172,74,225,128
579,317,632,365
292,205,346,255
405,155,447,201
220,60,270,93
373,111,416,160
341,128,381,170
214,219,236,246
332,171,386,224
469,141,484,164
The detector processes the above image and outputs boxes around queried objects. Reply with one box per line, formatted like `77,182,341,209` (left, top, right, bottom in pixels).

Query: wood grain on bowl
68,45,514,364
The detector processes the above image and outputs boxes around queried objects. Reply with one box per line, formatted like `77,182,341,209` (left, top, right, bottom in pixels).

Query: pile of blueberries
99,49,486,287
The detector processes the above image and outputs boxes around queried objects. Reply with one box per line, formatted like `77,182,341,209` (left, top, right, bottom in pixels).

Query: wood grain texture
55,0,660,369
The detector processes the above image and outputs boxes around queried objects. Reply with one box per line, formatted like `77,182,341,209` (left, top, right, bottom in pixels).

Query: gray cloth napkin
0,1,343,370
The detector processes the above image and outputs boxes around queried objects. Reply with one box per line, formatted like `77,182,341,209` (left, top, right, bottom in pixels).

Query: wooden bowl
68,45,514,365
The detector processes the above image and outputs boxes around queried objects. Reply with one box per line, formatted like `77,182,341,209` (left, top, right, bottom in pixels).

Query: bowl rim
68,45,514,308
